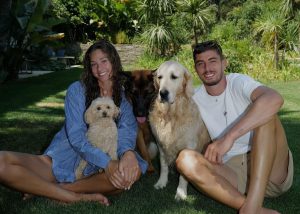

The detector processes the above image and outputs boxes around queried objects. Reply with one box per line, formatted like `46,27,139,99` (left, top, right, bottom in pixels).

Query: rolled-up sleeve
64,83,111,169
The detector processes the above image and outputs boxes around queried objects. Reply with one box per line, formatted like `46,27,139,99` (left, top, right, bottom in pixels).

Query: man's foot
240,206,280,214
259,208,280,214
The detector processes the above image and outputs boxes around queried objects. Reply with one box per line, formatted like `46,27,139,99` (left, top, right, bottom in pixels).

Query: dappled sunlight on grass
35,102,64,108
0,68,299,213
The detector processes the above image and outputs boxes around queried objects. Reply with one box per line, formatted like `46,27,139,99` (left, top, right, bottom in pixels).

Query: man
176,40,293,214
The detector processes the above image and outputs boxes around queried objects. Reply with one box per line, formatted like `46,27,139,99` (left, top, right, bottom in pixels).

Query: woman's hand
118,150,140,190
104,160,125,189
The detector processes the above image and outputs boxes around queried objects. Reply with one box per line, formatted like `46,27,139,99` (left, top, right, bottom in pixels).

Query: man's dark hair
193,40,224,61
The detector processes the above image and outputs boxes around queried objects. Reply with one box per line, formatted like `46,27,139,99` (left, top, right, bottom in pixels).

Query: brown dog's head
121,69,156,124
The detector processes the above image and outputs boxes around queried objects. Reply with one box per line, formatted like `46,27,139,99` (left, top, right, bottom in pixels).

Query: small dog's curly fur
75,97,120,180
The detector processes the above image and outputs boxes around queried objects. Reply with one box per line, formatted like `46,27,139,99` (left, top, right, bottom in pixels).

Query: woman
0,40,148,205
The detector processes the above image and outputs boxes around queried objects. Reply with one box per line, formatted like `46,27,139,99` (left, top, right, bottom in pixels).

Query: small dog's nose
159,89,169,102
102,112,107,117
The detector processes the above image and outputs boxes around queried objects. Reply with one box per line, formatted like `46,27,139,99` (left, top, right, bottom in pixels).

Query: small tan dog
75,97,120,180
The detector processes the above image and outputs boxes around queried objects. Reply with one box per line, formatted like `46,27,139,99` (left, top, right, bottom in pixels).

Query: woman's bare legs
0,151,109,205
61,161,141,195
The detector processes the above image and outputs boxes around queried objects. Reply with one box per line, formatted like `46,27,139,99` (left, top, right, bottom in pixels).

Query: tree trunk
216,0,221,22
194,26,198,45
274,33,279,70
4,48,24,81
0,0,12,83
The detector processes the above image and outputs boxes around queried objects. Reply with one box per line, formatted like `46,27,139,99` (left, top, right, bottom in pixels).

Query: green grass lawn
0,69,299,213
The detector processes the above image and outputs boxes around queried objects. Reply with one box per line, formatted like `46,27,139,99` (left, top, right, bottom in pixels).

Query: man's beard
201,71,224,86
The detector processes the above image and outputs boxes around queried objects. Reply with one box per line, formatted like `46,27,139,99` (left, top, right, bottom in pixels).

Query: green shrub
114,31,130,44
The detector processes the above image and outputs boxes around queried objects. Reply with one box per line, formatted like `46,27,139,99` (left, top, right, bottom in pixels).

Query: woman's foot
22,193,34,200
78,193,110,206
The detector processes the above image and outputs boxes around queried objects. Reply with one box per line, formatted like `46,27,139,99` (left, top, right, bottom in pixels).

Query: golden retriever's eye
171,74,178,80
106,106,110,109
157,75,162,80
97,106,101,110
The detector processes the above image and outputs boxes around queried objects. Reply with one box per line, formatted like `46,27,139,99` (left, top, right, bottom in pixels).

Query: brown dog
121,69,157,173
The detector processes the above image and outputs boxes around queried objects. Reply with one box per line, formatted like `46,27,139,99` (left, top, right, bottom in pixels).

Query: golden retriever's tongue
137,117,146,123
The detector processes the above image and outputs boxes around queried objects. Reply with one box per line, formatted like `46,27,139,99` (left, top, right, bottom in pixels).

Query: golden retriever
149,61,210,200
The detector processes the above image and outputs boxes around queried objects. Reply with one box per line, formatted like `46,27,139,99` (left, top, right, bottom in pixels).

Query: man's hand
118,150,140,190
204,136,234,164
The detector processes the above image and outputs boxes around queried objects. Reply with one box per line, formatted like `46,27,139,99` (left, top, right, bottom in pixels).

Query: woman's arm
116,95,138,158
64,82,111,169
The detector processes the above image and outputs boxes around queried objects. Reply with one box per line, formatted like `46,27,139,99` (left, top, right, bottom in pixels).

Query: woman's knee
0,151,11,175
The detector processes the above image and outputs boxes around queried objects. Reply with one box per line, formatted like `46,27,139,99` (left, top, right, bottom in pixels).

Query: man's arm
226,86,283,141
204,86,284,163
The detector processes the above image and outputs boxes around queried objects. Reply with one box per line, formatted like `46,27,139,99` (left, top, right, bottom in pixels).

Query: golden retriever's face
155,61,193,104
85,97,119,124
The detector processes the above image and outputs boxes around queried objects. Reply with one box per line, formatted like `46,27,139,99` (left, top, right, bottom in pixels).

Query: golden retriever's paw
154,178,168,189
175,188,187,201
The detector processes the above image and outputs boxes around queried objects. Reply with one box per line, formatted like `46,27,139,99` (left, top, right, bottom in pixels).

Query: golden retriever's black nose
102,112,107,117
160,89,169,102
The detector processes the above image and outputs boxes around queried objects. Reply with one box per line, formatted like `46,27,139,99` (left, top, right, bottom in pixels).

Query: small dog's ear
113,106,120,119
183,71,194,98
84,106,94,124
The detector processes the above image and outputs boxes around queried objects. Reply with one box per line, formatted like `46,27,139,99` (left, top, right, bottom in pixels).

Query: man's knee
176,149,204,175
255,115,277,132
253,115,279,142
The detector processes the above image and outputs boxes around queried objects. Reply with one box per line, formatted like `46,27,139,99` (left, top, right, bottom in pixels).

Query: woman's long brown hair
81,39,123,108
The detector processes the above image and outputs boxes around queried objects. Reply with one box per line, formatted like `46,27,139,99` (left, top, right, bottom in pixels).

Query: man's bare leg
0,152,109,205
240,116,289,214
176,149,245,209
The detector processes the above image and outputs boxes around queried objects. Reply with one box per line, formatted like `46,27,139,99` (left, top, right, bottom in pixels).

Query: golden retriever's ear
113,106,120,119
183,71,195,98
84,106,94,124
153,70,159,91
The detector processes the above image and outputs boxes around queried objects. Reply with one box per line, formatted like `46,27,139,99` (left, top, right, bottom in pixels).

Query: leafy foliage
137,0,181,56
0,0,65,82
177,0,217,44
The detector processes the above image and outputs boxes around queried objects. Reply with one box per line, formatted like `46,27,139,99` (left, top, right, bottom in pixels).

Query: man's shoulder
193,85,205,98
227,73,251,81
227,73,261,87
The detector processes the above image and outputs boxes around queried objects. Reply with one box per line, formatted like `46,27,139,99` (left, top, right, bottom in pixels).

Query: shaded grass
0,70,299,213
